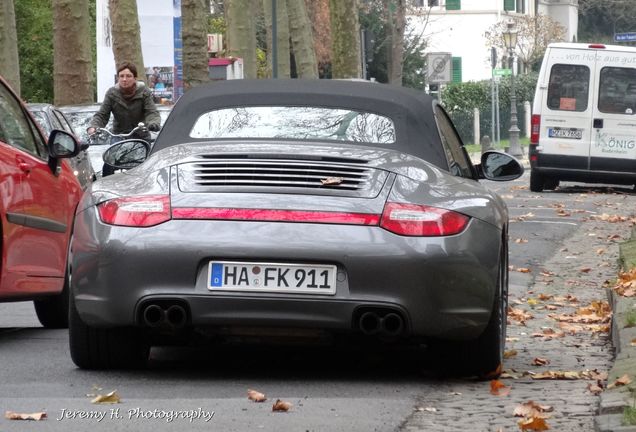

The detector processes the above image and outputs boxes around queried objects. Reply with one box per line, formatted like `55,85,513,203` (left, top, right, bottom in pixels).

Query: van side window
598,67,636,115
547,64,590,112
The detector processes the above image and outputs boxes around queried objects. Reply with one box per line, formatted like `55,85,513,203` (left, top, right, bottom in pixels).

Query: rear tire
34,235,72,329
34,287,69,329
69,295,149,370
529,170,545,192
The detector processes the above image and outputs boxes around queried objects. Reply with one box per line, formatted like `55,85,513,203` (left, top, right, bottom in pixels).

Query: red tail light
530,114,541,144
97,195,171,227
172,207,380,225
380,203,469,236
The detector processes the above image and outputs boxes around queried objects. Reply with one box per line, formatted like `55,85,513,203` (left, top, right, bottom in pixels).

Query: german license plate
208,261,337,294
548,127,582,139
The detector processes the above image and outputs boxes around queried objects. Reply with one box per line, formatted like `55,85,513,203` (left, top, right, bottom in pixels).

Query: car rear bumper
71,209,503,341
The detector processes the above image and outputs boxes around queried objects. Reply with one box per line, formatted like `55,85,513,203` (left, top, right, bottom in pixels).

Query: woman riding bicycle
87,62,160,176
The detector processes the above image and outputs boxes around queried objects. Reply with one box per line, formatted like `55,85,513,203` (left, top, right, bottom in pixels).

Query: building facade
413,0,578,83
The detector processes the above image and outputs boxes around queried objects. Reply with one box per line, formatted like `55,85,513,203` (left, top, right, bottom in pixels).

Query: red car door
0,80,81,299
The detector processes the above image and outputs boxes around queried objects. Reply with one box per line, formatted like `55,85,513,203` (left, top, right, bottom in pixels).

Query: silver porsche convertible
69,79,523,376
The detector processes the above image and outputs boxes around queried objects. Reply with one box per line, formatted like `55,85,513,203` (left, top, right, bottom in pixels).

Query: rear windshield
598,67,636,115
547,64,590,112
189,106,396,144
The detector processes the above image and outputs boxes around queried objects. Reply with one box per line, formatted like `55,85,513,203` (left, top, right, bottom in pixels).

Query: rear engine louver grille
177,157,387,197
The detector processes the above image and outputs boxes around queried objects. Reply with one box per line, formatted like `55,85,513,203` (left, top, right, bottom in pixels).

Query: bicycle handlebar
92,122,147,141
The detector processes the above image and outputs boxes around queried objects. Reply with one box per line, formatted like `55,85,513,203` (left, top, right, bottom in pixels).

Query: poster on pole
426,52,452,84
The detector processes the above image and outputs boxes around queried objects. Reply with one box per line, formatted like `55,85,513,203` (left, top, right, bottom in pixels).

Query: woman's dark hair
117,62,138,77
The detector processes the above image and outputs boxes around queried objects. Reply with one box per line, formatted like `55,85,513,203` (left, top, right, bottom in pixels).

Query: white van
530,42,636,192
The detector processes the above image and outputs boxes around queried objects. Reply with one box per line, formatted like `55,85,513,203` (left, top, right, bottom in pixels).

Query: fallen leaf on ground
516,267,532,273
631,338,636,347
513,401,553,418
490,379,511,396
416,406,438,412
512,212,535,222
504,350,518,359
272,399,293,412
607,374,632,389
587,382,604,395
532,358,550,366
532,369,607,380
508,307,534,325
247,389,267,402
515,238,529,244
612,268,636,297
518,416,550,431
592,213,629,223
531,328,565,340
91,390,120,404
5,411,47,421
579,267,592,273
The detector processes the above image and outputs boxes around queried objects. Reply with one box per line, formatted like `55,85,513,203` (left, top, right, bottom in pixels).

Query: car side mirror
49,130,79,158
476,151,524,181
102,139,150,169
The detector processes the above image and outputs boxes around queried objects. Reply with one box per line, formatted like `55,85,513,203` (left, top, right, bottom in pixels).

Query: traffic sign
427,52,452,84
493,68,511,77
615,32,636,42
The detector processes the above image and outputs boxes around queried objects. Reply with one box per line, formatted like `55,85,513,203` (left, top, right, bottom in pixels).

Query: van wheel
544,178,560,190
530,171,545,192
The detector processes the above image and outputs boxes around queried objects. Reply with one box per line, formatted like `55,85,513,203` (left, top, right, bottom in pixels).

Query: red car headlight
97,195,171,227
380,203,470,236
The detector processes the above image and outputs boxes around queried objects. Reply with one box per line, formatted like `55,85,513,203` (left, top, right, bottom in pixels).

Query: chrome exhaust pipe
142,304,165,327
166,305,187,328
359,311,381,335
380,312,404,337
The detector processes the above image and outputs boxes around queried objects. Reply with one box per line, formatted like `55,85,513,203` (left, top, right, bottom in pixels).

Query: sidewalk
471,148,635,430
596,228,636,432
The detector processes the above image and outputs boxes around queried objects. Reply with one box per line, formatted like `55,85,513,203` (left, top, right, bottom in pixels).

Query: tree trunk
329,0,361,79
181,0,209,90
287,0,317,78
109,0,145,80
263,0,290,78
385,0,405,85
226,0,257,79
0,0,20,95
52,0,93,105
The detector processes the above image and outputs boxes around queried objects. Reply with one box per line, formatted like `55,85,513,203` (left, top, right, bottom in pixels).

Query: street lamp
503,21,523,158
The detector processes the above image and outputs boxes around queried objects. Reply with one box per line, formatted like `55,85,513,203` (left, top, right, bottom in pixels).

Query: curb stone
596,228,636,432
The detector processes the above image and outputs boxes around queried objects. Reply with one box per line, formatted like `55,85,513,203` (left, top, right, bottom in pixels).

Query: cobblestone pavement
401,189,635,431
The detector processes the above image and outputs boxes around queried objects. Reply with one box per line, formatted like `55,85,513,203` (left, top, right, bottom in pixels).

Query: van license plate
208,261,337,294
548,127,582,139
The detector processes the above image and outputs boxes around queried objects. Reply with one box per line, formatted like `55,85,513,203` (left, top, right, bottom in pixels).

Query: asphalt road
0,172,633,431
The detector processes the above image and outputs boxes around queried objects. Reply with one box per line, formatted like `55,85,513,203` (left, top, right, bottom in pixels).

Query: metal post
507,52,523,157
491,75,495,147
495,80,500,146
272,0,278,78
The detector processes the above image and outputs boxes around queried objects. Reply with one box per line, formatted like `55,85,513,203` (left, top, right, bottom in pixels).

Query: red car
0,76,83,327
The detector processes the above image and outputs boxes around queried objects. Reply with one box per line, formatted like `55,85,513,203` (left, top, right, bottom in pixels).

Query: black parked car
27,103,95,188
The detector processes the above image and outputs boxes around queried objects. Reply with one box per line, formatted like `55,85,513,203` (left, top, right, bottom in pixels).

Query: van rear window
598,67,636,115
547,64,590,112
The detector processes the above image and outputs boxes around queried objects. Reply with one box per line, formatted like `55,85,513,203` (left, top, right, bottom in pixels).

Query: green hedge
442,72,538,145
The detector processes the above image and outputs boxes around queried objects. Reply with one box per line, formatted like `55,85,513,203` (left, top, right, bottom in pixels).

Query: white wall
96,0,176,102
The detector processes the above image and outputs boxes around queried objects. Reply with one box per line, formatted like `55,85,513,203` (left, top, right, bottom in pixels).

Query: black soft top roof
153,79,447,167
